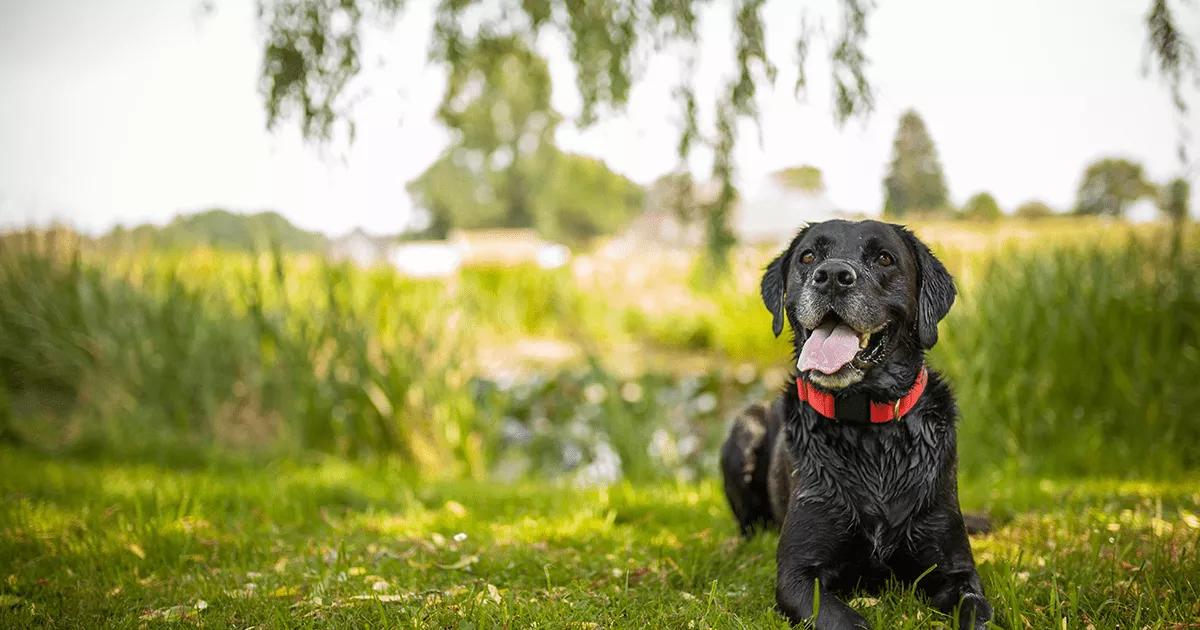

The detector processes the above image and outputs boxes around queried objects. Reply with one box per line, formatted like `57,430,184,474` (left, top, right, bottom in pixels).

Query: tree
1014,200,1055,219
256,0,874,270
533,154,644,245
1146,0,1200,163
772,165,825,193
256,1,1197,267
1073,158,1156,217
1159,177,1190,221
98,209,328,253
418,36,559,230
409,146,644,243
404,37,642,243
882,110,949,217
644,172,701,222
1160,176,1191,256
961,192,1002,221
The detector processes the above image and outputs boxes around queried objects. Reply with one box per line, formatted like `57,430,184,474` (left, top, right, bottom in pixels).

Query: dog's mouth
797,313,894,380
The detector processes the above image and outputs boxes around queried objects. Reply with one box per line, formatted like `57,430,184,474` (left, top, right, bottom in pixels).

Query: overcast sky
1,0,1197,236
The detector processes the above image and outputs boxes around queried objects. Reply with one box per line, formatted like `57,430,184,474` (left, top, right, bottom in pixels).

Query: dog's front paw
956,592,993,630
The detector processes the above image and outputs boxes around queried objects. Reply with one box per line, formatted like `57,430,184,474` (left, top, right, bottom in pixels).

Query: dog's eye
877,252,895,267
799,250,815,265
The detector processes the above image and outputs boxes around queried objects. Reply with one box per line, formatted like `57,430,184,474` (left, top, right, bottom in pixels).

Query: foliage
1014,200,1055,219
405,37,642,243
4,222,1199,480
533,153,644,245
407,36,559,233
935,233,1200,478
0,231,481,475
960,191,1002,221
1073,157,1157,216
703,102,739,271
771,165,825,192
1159,176,1190,220
257,0,879,269
256,1,1198,266
2,450,1200,628
1145,0,1200,162
100,209,328,253
644,171,702,223
409,148,643,243
882,110,949,218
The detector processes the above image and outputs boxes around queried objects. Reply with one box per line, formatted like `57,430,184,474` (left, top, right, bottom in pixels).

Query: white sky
0,0,1197,236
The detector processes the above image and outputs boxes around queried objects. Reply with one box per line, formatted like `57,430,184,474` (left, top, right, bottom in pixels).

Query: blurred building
618,209,705,249
388,241,463,277
328,228,394,266
448,228,569,269
329,227,569,277
735,175,850,245
608,170,857,254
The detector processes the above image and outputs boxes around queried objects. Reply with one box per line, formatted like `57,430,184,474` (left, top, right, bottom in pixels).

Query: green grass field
2,450,1198,628
2,220,1199,627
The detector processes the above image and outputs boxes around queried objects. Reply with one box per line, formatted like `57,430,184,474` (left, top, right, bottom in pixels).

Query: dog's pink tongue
798,321,861,375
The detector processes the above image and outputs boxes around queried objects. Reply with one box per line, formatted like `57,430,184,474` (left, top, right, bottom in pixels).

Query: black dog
720,220,992,629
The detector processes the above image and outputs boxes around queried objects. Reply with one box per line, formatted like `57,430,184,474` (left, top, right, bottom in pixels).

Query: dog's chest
790,412,948,553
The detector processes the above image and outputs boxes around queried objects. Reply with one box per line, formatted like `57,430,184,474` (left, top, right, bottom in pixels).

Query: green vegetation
256,0,1197,268
883,110,950,218
1073,157,1156,217
1014,200,1054,219
408,36,559,235
1,450,1198,628
772,165,826,192
533,153,645,245
100,209,327,253
404,36,643,244
3,222,1198,480
936,234,1200,478
2,220,1199,626
960,192,1002,221
1160,177,1190,221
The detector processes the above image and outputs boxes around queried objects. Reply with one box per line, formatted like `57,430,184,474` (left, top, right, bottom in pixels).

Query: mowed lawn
1,449,1198,629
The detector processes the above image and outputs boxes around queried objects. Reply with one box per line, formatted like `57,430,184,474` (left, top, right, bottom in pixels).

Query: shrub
1014,200,1055,219
961,192,1003,221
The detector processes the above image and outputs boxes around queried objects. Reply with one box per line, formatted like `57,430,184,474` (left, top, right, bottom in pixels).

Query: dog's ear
761,227,807,337
899,228,956,349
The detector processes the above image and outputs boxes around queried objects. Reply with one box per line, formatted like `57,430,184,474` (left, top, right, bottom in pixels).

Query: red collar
796,367,929,424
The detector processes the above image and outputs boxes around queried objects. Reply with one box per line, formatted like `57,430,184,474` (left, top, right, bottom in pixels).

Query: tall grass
937,233,1200,478
0,231,483,476
1,224,1197,480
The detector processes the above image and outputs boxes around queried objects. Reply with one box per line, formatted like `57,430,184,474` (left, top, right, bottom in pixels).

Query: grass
1,449,1198,628
2,220,1199,626
3,222,1198,480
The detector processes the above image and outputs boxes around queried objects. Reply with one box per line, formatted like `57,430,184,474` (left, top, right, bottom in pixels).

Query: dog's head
761,220,955,391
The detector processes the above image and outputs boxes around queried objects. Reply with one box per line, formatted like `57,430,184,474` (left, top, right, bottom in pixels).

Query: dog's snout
811,260,857,292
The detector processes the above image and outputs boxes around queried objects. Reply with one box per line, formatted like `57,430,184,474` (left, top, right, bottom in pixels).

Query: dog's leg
775,501,869,629
903,508,994,630
720,404,777,536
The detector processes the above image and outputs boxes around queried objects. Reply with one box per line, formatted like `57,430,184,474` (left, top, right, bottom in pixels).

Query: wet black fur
719,220,993,629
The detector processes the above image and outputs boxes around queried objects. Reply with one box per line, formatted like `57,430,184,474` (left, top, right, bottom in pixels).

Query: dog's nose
811,260,857,292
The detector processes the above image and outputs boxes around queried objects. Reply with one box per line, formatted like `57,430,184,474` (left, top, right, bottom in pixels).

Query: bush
961,192,1003,221
935,233,1200,477
1014,200,1055,219
0,232,483,476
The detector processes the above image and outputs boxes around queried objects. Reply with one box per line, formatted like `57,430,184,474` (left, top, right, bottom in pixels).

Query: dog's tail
720,404,779,536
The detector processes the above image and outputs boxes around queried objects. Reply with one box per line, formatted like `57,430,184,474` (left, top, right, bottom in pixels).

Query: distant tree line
101,209,328,253
882,109,1191,221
